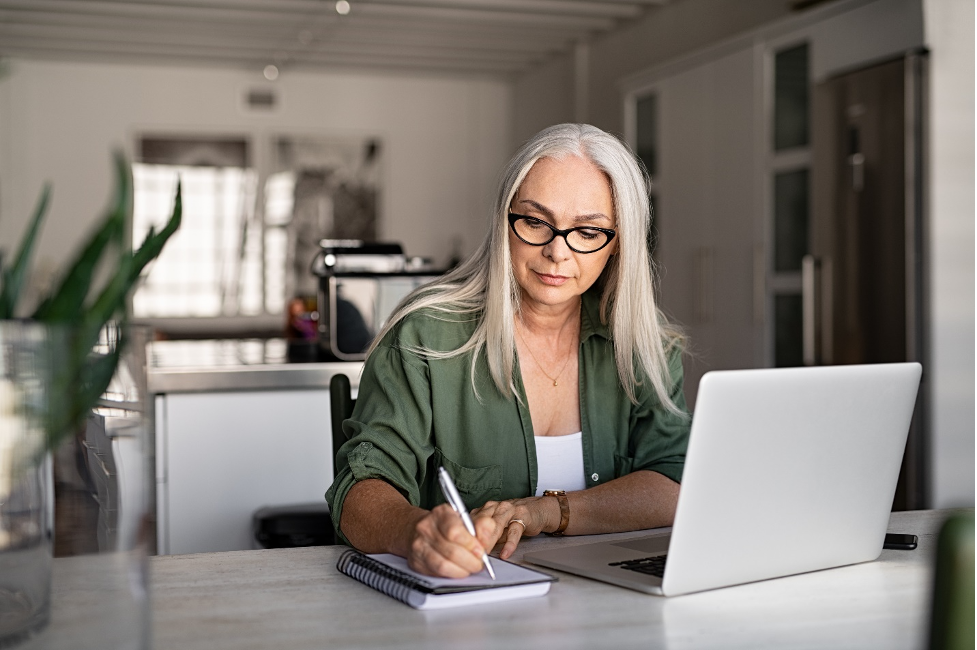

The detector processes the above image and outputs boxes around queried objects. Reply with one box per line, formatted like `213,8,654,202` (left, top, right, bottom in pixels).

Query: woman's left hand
471,497,557,560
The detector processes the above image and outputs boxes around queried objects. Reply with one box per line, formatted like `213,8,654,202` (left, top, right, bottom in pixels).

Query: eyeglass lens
511,216,611,253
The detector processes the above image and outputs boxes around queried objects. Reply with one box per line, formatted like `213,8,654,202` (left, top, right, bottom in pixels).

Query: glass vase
0,323,154,649
0,322,55,647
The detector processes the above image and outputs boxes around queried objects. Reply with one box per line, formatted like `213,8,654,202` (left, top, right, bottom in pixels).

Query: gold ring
509,519,526,528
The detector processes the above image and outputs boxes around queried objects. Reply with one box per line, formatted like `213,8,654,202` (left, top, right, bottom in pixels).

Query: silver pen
437,465,497,580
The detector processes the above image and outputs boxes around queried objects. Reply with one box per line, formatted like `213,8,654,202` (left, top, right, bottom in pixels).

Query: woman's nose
541,234,573,262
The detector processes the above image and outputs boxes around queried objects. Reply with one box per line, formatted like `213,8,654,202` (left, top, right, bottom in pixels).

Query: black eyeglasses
507,213,616,254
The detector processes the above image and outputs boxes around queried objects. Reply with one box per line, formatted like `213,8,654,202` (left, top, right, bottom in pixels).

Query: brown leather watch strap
543,490,569,536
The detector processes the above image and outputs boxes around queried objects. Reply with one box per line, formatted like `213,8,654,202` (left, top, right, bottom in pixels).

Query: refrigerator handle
802,255,820,366
820,258,833,365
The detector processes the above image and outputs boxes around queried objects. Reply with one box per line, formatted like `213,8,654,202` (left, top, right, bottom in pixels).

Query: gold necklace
516,322,574,387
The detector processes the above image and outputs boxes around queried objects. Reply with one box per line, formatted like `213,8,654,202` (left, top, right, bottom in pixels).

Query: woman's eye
576,229,601,240
525,219,548,230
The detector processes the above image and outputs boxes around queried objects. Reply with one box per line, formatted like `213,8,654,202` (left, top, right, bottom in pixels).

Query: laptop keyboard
609,555,667,578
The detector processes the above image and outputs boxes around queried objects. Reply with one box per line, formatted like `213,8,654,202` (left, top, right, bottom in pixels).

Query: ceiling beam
0,39,525,75
0,0,663,77
0,21,563,56
0,0,620,27
0,33,538,68
352,0,642,19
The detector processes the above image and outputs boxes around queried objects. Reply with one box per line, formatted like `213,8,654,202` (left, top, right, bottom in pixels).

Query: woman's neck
517,296,582,338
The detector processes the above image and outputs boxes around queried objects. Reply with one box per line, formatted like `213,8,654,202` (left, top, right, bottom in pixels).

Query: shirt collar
580,285,611,342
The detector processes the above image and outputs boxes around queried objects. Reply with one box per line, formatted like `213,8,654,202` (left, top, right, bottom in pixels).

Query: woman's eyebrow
516,199,612,223
516,199,554,217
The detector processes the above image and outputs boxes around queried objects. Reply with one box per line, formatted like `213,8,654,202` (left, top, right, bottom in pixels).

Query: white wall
0,59,512,293
922,0,975,508
511,54,575,148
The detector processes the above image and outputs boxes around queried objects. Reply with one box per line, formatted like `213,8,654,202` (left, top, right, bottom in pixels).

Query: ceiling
0,0,669,78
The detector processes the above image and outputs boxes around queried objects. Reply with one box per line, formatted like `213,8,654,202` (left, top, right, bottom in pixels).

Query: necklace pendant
553,380,559,387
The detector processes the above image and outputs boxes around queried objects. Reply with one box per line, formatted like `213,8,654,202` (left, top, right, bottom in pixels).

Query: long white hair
369,123,685,414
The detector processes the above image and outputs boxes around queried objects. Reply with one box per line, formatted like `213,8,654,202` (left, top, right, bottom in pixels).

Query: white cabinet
630,46,762,408
155,389,335,555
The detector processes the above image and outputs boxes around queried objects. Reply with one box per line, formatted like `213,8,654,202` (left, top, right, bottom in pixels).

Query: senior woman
326,123,690,578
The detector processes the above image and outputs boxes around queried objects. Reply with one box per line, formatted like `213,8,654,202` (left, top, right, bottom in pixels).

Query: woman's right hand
340,479,492,578
404,503,491,578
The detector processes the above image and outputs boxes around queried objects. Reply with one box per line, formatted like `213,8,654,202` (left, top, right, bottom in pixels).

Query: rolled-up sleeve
325,341,434,545
628,346,691,484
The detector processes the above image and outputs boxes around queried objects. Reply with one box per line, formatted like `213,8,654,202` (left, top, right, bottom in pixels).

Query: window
131,134,382,334
132,163,259,317
773,44,810,151
767,43,811,367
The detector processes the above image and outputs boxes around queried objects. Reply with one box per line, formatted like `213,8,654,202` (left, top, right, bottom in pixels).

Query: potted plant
0,153,181,646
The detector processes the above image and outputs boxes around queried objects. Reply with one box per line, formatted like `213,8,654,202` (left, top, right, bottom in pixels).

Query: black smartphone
883,533,918,550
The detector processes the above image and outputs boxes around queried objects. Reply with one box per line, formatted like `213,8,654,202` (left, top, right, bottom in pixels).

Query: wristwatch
543,489,570,536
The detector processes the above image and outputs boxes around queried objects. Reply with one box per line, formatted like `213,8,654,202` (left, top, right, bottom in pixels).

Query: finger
436,509,484,552
471,500,500,518
408,541,476,578
473,512,506,551
409,508,486,577
498,520,526,560
477,504,523,552
433,508,491,570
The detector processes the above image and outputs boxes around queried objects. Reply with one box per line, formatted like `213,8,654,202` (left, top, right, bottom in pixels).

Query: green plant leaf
9,153,181,453
33,154,129,322
0,184,51,318
44,326,126,452
77,254,134,352
130,179,181,281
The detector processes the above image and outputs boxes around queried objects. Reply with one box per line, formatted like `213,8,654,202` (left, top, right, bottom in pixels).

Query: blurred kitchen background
0,0,972,555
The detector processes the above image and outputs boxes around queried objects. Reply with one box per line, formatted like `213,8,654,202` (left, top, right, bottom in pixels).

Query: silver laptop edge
524,362,922,597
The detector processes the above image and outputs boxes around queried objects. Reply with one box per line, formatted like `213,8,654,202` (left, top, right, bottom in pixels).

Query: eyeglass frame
507,213,617,254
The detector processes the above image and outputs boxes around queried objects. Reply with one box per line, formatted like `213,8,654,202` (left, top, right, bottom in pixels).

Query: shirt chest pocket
433,448,503,509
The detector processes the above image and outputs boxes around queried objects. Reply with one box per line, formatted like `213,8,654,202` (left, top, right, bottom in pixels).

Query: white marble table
44,509,964,650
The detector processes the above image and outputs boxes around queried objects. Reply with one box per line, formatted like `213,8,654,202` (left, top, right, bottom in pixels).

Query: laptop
524,362,922,597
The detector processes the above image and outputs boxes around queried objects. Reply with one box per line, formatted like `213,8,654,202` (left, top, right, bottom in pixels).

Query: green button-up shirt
325,289,691,545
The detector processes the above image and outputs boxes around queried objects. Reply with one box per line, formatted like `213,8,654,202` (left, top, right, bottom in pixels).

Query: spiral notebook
337,549,556,610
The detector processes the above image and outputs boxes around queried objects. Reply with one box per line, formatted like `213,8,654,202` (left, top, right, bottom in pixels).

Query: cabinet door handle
802,255,820,366
753,243,765,326
694,246,713,324
849,152,865,192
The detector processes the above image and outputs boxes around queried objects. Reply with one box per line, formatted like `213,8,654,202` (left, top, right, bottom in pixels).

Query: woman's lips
534,271,569,286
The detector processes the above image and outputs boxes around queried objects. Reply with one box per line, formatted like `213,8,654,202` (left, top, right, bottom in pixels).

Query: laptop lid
524,362,922,597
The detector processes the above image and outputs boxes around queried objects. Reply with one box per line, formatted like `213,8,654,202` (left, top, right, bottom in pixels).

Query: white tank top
534,432,586,497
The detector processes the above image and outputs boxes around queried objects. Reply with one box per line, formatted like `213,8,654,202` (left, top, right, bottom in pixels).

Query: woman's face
508,155,617,313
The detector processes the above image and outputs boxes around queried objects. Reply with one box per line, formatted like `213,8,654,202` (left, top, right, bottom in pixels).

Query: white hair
369,123,685,414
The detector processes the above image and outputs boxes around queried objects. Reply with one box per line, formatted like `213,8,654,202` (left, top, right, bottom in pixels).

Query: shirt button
591,473,599,482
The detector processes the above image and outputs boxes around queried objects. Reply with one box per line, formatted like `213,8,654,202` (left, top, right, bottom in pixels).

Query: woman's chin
520,284,582,310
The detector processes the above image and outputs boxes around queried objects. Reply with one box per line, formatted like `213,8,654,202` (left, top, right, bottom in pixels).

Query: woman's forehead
515,155,613,209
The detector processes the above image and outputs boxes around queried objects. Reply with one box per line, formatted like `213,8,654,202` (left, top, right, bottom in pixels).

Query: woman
326,123,690,578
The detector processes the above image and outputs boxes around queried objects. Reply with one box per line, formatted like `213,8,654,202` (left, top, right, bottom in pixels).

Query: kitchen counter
149,338,363,554
148,338,363,393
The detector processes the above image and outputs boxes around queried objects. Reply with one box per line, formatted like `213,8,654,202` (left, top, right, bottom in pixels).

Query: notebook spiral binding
337,549,428,606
